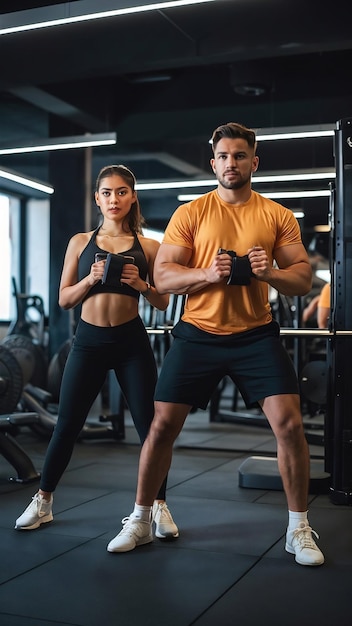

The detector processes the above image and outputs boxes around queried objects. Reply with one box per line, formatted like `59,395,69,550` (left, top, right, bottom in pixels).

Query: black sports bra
78,226,149,301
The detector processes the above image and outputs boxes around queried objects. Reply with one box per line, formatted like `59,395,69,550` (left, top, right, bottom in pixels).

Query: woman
15,164,179,542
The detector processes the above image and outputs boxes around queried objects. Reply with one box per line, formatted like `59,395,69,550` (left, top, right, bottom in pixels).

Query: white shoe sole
15,513,53,530
107,534,153,553
285,542,324,566
155,529,179,540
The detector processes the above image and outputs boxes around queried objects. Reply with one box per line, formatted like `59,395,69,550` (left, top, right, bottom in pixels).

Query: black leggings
40,317,167,499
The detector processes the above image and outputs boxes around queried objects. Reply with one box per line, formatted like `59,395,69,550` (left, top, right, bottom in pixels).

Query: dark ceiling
1,0,352,237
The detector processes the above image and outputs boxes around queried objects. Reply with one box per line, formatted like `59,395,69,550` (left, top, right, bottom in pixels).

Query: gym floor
0,404,352,626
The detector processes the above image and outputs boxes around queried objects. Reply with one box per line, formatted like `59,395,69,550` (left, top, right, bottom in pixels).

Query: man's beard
217,172,251,190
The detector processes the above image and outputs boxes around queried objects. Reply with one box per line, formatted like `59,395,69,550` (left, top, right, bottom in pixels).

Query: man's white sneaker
153,502,179,540
107,517,153,553
15,493,53,530
285,522,325,566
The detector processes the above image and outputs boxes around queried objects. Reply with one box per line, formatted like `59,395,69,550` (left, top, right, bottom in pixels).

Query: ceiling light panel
0,1,218,36
0,133,117,155
0,167,54,194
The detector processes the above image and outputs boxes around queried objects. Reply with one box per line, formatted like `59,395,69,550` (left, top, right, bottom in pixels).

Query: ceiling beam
7,86,106,133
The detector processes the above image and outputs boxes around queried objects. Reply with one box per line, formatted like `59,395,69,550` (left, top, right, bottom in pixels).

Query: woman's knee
53,417,82,443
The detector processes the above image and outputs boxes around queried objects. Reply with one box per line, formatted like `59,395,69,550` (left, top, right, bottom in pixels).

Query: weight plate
0,345,23,413
300,360,327,405
1,334,36,385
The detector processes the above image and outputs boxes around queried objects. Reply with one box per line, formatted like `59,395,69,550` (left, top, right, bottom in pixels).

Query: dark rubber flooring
1,407,351,626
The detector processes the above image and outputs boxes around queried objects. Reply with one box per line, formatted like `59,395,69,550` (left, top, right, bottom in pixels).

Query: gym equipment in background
1,333,47,390
6,278,46,347
20,381,125,442
0,344,40,482
325,117,352,505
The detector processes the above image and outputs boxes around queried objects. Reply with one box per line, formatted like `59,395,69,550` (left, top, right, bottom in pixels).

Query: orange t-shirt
318,282,331,308
162,189,302,334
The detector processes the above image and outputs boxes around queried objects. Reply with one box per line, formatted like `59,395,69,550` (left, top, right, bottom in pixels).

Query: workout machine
0,344,40,482
239,118,352,500
325,117,352,505
0,297,47,481
7,277,46,347
5,278,48,389
16,335,125,441
20,376,126,442
0,330,124,484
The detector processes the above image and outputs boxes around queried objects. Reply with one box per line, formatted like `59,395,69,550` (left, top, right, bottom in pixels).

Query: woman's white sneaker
15,493,53,530
153,502,179,540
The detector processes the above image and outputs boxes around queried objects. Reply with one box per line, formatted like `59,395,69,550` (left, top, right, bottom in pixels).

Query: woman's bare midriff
81,293,139,327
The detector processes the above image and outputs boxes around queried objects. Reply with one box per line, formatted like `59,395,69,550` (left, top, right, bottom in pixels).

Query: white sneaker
153,502,179,540
285,522,325,566
107,516,153,553
15,493,53,530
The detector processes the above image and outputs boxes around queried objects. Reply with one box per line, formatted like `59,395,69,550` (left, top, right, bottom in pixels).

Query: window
0,193,49,323
26,198,50,314
0,194,20,321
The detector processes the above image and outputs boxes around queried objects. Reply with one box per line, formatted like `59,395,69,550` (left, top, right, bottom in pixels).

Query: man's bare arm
248,243,312,297
153,243,232,294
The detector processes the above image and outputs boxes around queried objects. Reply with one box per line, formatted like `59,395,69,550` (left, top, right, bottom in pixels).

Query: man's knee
150,402,188,442
274,412,305,445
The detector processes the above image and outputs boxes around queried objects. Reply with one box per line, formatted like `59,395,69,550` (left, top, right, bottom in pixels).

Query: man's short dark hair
211,122,257,153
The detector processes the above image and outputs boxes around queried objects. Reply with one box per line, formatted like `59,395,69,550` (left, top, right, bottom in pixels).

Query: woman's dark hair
95,164,145,234
211,122,257,153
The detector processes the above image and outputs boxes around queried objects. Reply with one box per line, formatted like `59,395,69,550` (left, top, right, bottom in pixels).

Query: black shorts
155,319,299,409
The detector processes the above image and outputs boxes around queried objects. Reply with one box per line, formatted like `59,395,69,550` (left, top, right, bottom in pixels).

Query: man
302,282,331,328
107,122,324,566
317,282,330,329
